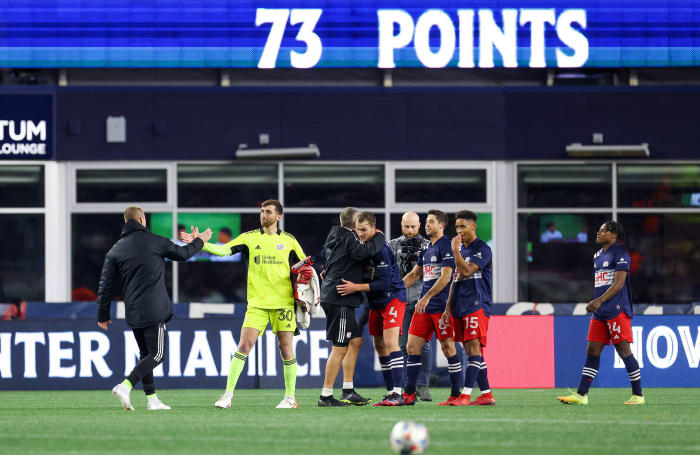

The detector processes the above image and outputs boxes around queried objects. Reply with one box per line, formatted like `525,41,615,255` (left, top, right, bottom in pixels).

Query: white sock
481,389,491,395
342,382,353,390
321,388,333,397
392,387,402,395
462,387,473,396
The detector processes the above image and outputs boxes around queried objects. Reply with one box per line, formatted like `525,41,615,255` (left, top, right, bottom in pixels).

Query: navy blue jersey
365,242,407,310
452,237,493,318
417,235,455,313
593,242,634,320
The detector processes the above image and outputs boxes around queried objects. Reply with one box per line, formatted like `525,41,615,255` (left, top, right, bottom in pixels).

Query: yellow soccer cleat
624,395,645,405
557,392,588,405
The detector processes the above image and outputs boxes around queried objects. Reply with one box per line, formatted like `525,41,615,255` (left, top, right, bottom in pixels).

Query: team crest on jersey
276,244,284,250
431,256,437,262
603,261,609,266
254,255,260,264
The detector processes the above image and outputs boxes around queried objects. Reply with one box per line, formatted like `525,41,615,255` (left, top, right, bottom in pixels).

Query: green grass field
2,388,699,455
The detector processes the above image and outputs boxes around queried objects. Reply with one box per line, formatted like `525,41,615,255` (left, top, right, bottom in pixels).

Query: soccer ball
390,420,429,454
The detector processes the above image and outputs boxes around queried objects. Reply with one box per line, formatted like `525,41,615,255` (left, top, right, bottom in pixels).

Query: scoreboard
0,0,699,68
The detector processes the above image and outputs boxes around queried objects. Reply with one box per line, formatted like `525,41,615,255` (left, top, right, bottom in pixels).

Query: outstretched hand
196,227,213,243
180,226,196,243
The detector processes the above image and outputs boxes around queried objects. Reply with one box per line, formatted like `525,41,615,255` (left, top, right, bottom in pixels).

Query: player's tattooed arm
415,266,452,314
586,270,628,312
441,282,455,327
403,264,423,289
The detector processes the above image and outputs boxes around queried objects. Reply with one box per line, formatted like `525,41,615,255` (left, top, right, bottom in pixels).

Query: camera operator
390,211,433,401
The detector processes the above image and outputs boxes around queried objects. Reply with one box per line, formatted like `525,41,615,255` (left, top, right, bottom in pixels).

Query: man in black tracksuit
318,207,385,406
97,206,211,411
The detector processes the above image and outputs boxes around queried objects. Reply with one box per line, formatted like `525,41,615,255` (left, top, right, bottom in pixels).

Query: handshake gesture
180,225,213,243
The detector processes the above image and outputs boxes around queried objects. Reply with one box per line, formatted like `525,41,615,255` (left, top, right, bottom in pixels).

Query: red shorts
408,311,453,342
452,308,489,347
368,298,406,336
587,312,633,345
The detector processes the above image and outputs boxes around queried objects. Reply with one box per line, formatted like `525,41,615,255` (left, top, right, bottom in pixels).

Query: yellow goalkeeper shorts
242,307,297,335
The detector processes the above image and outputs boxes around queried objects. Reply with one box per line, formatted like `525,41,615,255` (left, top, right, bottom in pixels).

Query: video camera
397,236,422,277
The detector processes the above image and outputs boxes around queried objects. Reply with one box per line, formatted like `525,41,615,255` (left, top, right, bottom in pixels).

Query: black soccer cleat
340,390,372,406
318,395,351,407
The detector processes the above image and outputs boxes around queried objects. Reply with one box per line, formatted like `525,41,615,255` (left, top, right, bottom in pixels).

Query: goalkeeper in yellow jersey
181,200,308,409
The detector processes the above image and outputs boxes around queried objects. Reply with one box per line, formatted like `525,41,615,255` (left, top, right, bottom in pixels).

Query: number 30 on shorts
278,309,294,321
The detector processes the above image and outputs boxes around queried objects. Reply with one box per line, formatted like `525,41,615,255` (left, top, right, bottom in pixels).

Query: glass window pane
71,213,172,300
0,165,44,207
389,212,492,244
618,214,700,304
618,164,700,208
395,169,486,203
177,213,260,303
518,213,611,302
518,165,612,208
284,164,384,207
178,164,278,208
76,169,167,203
0,214,44,301
284,212,385,265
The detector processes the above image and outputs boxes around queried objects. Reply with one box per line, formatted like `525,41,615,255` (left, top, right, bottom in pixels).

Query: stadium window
617,164,700,208
389,212,492,245
517,212,611,303
394,169,486,203
178,163,278,208
283,164,385,208
0,214,45,302
176,213,259,303
76,169,167,203
284,212,385,265
0,165,44,207
618,213,700,304
71,213,173,299
517,164,612,208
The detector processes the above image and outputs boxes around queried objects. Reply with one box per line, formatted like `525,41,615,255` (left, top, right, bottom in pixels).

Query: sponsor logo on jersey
423,264,440,281
276,244,285,250
474,252,483,259
594,269,615,287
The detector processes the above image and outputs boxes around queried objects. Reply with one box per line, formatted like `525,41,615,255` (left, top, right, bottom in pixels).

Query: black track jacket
97,219,203,328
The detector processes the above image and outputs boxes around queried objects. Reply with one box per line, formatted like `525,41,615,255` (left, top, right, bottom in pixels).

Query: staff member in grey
390,211,433,401
97,206,211,411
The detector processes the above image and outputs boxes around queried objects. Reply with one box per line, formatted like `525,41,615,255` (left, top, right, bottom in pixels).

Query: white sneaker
276,396,299,408
147,397,171,411
215,391,233,409
111,383,134,411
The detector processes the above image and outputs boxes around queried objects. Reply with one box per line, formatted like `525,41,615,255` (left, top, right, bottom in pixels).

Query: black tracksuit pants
126,322,166,395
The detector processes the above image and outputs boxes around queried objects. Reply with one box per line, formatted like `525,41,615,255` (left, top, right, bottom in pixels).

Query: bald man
389,212,433,401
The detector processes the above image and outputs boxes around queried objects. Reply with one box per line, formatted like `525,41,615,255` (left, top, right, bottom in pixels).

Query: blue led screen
1,1,699,68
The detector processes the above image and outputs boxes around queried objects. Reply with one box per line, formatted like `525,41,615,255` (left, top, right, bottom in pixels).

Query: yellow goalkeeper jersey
202,228,305,310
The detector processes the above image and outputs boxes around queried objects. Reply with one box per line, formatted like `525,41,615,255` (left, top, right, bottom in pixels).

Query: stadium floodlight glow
565,143,650,158
235,144,320,160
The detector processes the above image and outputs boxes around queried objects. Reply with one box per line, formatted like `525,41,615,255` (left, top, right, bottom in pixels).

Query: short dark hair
340,207,359,228
547,222,555,228
261,199,283,215
603,220,625,242
355,211,376,227
455,210,477,223
427,209,447,227
124,206,144,222
219,227,232,236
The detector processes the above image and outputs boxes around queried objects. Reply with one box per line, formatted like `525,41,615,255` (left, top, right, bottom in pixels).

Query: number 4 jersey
593,242,634,321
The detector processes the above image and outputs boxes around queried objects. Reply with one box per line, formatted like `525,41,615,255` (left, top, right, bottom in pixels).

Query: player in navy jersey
402,210,460,406
558,221,645,405
336,212,407,406
442,210,495,406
